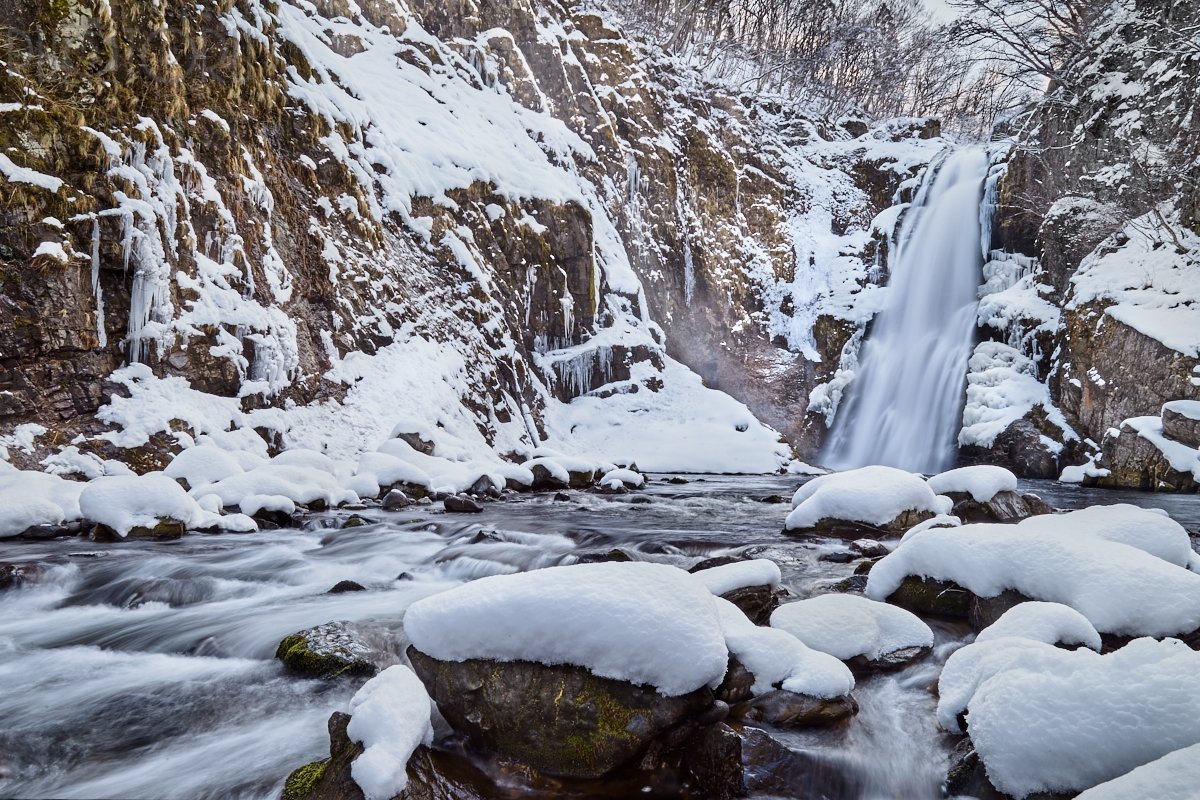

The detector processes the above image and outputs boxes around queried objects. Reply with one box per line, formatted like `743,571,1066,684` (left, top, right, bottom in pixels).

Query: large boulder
784,466,951,538
1162,401,1200,448
733,689,858,728
1089,417,1199,492
407,646,718,780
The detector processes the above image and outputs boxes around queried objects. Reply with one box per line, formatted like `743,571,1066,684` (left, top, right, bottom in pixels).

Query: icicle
91,217,107,348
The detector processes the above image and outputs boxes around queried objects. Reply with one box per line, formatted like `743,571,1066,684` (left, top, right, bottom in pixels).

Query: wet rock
826,574,869,593
672,722,743,800
740,726,858,797
758,494,787,504
959,418,1063,479
666,476,690,484
946,490,1054,524
688,555,748,573
443,495,482,513
91,519,187,542
967,589,1033,631
407,646,717,780
18,521,86,540
341,515,371,529
846,645,931,673
629,496,652,505
818,551,856,563
467,475,498,496
0,562,44,590
849,539,888,558
251,507,297,529
853,557,882,575
381,489,412,510
734,690,858,727
575,548,633,564
528,463,569,490
327,580,366,594
552,491,571,502
884,575,973,618
719,584,781,626
714,657,755,704
275,621,397,680
788,508,937,539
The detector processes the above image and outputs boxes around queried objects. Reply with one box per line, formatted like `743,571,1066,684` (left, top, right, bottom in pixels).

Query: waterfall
821,148,989,473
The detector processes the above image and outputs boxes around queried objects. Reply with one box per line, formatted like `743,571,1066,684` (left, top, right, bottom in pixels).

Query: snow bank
867,507,1200,636
968,638,1200,797
692,559,781,596
163,445,246,487
190,464,358,509
1074,743,1200,800
0,469,84,537
786,466,950,531
404,562,728,696
78,474,255,536
926,465,1017,502
974,601,1102,650
716,598,854,699
347,665,434,800
770,593,932,662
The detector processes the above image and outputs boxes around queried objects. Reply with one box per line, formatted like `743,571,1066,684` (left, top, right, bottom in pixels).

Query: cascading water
822,148,989,473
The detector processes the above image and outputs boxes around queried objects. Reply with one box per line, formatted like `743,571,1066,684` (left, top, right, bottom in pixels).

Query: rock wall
0,0,938,470
978,0,1200,487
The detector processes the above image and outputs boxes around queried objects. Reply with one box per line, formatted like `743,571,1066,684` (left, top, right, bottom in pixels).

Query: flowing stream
1,477,1197,800
823,148,990,473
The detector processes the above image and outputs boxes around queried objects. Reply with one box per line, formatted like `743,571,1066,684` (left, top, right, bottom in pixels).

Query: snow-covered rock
163,445,245,487
692,559,781,597
867,505,1200,637
78,474,255,537
926,465,1017,502
716,598,854,701
966,638,1200,797
770,593,933,670
190,464,358,510
0,468,84,537
785,466,951,535
973,601,1102,650
346,665,434,800
404,562,728,697
1074,742,1200,800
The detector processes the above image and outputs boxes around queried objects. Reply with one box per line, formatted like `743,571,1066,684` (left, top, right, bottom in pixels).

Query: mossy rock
407,646,716,779
282,760,329,800
91,519,186,542
885,575,973,619
275,622,383,680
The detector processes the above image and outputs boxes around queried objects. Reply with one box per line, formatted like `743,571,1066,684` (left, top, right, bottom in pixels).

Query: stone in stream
381,489,412,510
0,561,45,590
885,576,1033,632
406,645,729,782
944,490,1053,524
326,580,367,594
275,621,401,680
688,556,783,624
91,519,187,542
849,539,888,558
733,689,859,728
443,495,482,513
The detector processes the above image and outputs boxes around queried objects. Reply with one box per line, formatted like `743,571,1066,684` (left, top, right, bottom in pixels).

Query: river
1,476,1196,800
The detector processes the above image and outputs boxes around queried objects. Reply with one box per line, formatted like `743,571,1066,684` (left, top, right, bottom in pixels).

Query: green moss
281,760,327,800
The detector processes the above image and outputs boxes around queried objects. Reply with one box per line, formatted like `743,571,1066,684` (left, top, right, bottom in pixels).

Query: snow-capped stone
78,474,256,537
785,466,952,534
967,638,1200,798
163,445,244,487
404,562,728,697
0,469,84,537
926,465,1017,502
770,593,933,669
974,601,1102,650
716,599,854,699
190,463,359,509
598,467,644,490
1074,743,1200,800
866,506,1200,637
692,559,781,596
346,665,434,800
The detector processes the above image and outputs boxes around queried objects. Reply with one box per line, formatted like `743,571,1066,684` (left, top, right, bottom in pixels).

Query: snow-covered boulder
1161,399,1200,448
597,467,645,491
0,468,84,538
867,505,1200,637
190,463,358,510
965,638,1200,797
925,465,1051,523
162,444,244,488
1074,742,1200,800
770,593,933,671
78,474,255,538
974,601,1102,650
692,558,783,624
784,466,952,537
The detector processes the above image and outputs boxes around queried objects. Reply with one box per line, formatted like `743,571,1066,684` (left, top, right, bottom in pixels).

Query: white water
823,148,989,473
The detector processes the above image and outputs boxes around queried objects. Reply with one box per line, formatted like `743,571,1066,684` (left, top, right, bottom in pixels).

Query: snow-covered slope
0,0,940,474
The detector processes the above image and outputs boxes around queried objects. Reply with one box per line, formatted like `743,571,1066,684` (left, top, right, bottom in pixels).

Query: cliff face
975,0,1200,487
0,0,937,470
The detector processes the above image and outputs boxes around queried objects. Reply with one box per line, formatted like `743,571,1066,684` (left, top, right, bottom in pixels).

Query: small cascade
822,148,989,473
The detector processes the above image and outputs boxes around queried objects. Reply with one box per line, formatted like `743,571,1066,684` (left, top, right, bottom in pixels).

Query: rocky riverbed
0,475,1197,800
